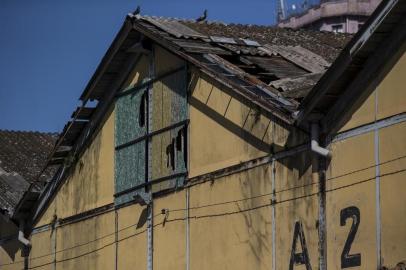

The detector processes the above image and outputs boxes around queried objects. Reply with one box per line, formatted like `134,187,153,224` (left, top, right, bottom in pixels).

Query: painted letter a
289,221,312,270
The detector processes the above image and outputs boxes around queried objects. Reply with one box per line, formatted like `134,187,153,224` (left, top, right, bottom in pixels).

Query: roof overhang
296,0,406,135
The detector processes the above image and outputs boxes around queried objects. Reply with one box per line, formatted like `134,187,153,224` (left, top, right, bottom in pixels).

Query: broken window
138,91,147,127
114,52,188,204
166,138,176,170
165,126,188,172
176,126,188,168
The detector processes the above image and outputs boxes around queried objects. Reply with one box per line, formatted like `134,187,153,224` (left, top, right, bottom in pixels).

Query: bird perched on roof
133,5,141,15
196,9,207,22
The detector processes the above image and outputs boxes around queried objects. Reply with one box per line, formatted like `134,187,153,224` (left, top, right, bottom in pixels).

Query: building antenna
277,0,287,22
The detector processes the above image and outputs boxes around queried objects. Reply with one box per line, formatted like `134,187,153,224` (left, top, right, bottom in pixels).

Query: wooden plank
70,107,95,120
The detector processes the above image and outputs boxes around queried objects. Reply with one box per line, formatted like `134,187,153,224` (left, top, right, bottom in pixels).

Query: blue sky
0,0,314,132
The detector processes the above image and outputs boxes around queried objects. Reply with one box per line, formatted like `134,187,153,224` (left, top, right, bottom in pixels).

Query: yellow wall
189,70,307,177
29,229,53,270
326,52,406,269
274,152,318,269
55,211,115,270
377,53,406,120
340,52,406,132
56,108,115,218
189,164,273,270
116,203,148,270
326,132,378,270
379,122,406,267
0,218,24,270
122,54,150,90
34,107,115,226
153,190,186,270
0,242,24,270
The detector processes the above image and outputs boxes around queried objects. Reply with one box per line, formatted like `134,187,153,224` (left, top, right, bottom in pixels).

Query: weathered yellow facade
1,33,405,270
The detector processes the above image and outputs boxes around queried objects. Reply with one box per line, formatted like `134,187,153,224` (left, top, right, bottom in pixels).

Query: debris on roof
270,72,324,99
181,19,351,62
127,15,351,121
45,13,352,176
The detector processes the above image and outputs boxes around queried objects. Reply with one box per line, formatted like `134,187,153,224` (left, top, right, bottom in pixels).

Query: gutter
18,220,31,248
310,122,329,270
311,122,331,158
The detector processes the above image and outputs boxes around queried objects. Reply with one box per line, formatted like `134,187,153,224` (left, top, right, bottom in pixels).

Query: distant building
278,0,382,33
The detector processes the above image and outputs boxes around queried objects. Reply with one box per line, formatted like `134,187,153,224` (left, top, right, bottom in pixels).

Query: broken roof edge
130,18,297,124
295,0,402,128
79,16,134,102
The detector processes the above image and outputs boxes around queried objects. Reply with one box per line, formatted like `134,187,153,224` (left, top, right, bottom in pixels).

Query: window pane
115,89,147,146
115,141,146,205
152,69,187,132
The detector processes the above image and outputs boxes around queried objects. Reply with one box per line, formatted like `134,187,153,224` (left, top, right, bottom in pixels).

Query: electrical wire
1,155,405,267
168,153,406,213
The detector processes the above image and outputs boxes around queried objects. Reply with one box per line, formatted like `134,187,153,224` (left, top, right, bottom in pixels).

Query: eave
296,0,406,136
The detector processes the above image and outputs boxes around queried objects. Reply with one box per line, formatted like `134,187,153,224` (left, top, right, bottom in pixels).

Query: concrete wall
0,48,404,270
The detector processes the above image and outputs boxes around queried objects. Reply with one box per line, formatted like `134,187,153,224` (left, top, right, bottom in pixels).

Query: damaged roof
182,20,350,63
132,15,351,120
0,130,56,216
50,15,351,171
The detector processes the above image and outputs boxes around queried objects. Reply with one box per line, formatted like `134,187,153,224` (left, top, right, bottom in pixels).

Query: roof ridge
134,14,352,36
141,15,279,28
134,14,240,27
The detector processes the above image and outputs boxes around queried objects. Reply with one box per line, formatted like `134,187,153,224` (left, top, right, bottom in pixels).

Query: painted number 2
340,206,361,268
288,206,361,270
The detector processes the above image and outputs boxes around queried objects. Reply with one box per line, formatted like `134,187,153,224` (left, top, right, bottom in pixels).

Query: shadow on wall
0,217,21,261
237,167,272,267
235,152,315,266
188,71,312,178
185,72,317,266
71,130,102,213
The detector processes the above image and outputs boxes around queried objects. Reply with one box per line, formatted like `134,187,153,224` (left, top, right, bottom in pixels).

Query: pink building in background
277,0,382,33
